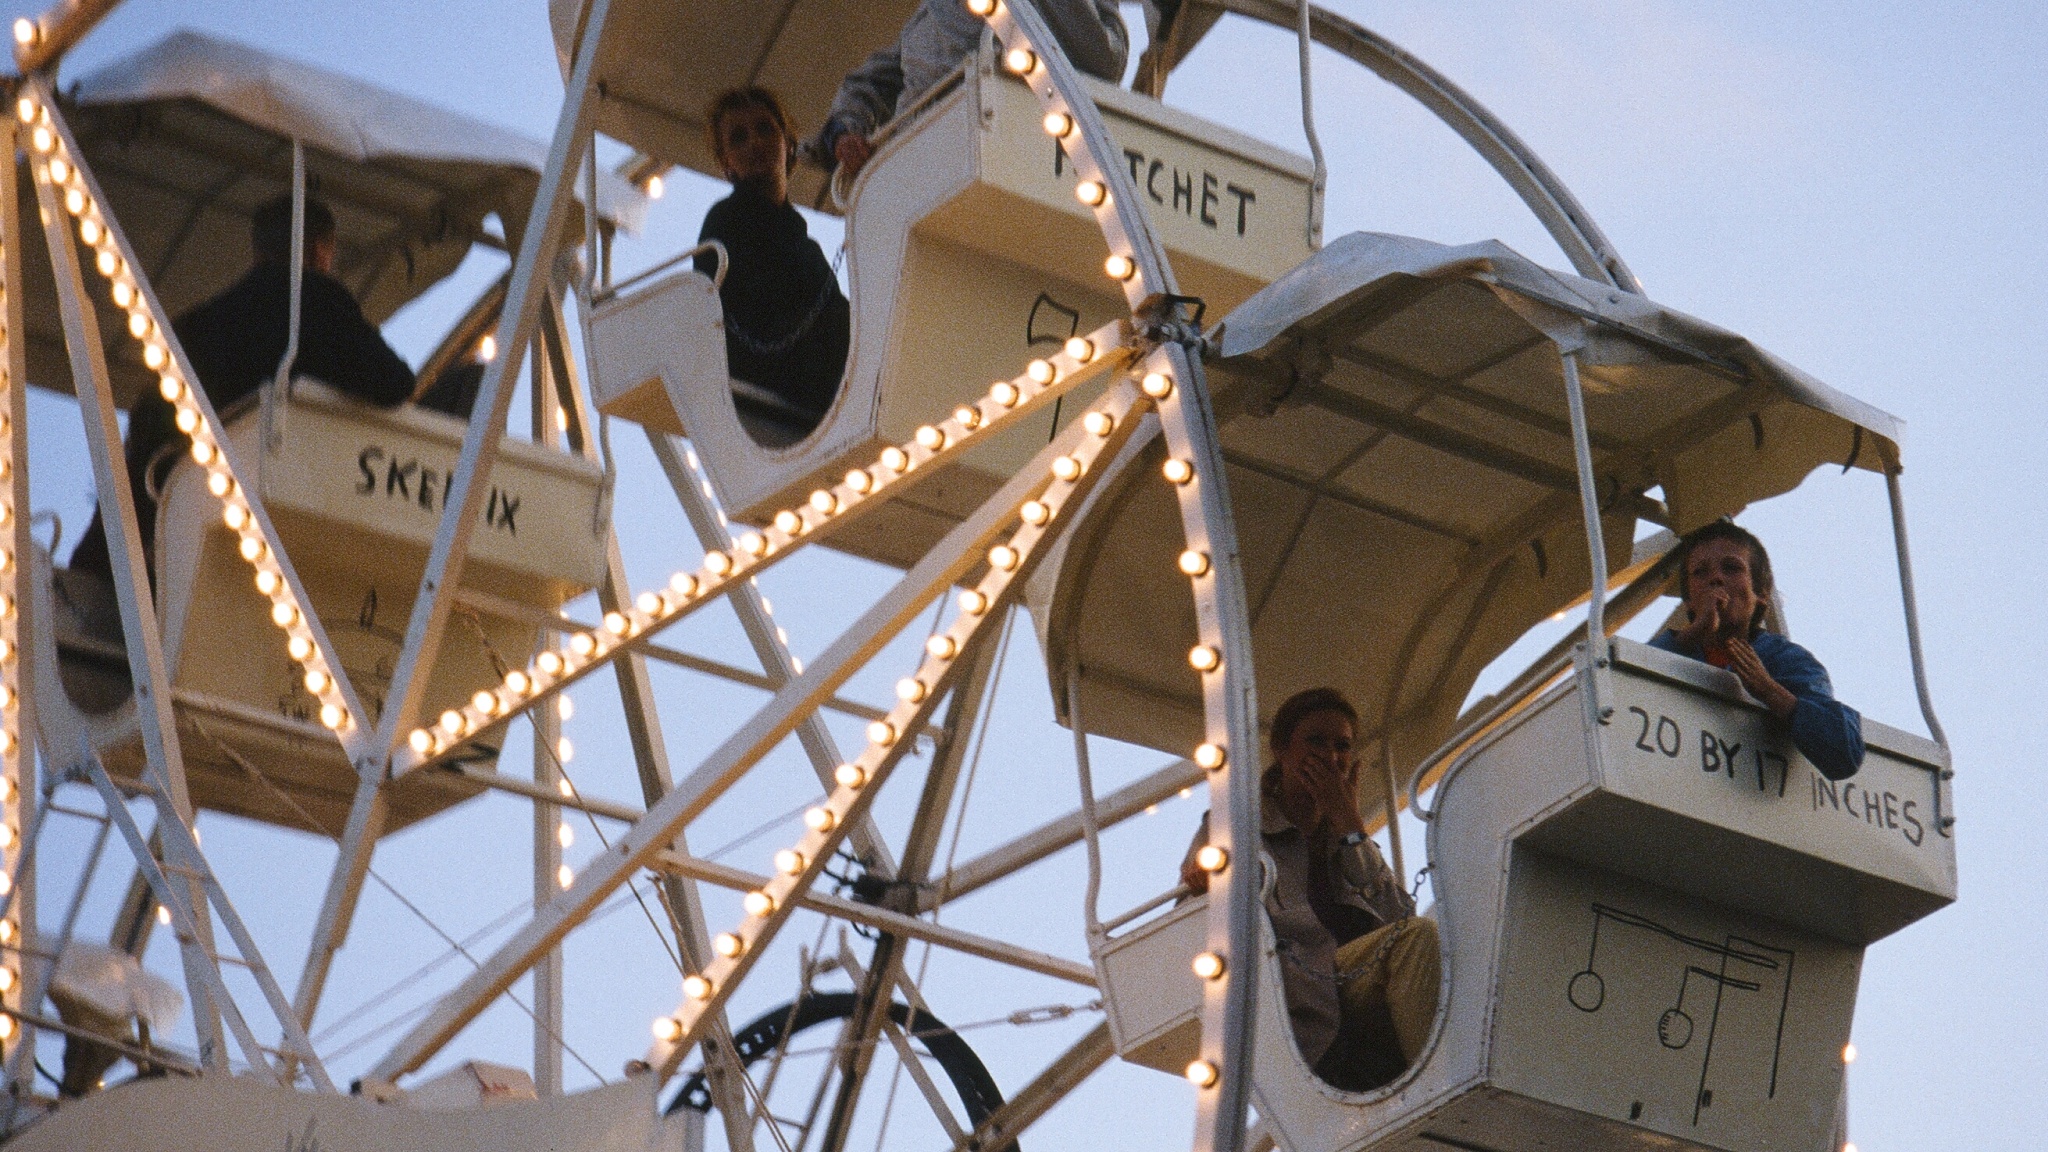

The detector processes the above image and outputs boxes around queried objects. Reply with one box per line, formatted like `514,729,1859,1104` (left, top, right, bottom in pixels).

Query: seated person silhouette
1181,688,1441,1091
1649,521,1865,779
820,0,1129,180
695,87,851,435
67,194,415,595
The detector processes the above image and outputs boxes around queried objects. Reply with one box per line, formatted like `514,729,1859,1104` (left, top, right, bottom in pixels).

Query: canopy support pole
1560,347,1610,725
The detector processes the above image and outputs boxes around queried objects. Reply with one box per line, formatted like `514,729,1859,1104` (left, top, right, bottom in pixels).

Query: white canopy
24,30,646,403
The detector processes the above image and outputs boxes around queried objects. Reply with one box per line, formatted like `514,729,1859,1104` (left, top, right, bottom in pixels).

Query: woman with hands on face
1649,521,1865,779
1179,689,1441,1091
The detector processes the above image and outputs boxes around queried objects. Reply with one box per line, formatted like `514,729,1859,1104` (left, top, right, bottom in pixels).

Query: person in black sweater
694,87,850,429
69,195,416,581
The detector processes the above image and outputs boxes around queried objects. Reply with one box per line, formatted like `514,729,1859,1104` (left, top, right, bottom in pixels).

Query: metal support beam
943,1021,1113,1152
0,112,36,1098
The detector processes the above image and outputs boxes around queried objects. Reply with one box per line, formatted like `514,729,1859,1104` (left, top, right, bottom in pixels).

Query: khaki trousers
1327,916,1441,1085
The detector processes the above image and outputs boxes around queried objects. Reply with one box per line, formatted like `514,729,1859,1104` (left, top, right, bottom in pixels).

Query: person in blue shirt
1649,521,1864,779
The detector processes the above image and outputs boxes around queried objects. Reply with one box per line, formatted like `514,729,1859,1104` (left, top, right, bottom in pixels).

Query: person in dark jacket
694,87,850,430
1181,688,1440,1091
1648,521,1865,779
69,194,416,581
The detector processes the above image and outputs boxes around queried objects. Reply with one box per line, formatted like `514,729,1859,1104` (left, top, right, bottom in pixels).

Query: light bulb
915,425,945,450
743,890,775,917
0,967,13,992
1074,180,1105,207
1005,47,1037,74
1843,1043,1857,1064
953,404,983,430
96,248,121,278
988,544,1019,571
473,690,499,715
570,633,597,657
1050,455,1083,482
867,719,897,746
1083,411,1114,436
79,218,103,246
557,864,574,889
774,509,802,534
1194,743,1226,770
1027,359,1056,384
557,737,574,762
111,280,133,308
958,590,989,615
1195,845,1228,872
1186,1059,1218,1088
1064,337,1094,362
155,904,172,926
253,569,280,595
670,571,699,596
239,536,265,561
11,19,34,46
774,849,805,875
409,729,435,754
175,408,199,434
219,496,245,524
28,127,50,154
739,532,767,556
557,822,574,848
713,932,744,958
12,97,30,122
1042,111,1074,137
159,375,184,402
804,807,835,831
63,187,85,216
191,439,216,464
206,471,234,498
268,601,296,627
319,704,346,730
287,635,313,660
1020,500,1050,526
537,651,565,676
505,670,531,694
845,468,874,494
439,710,465,735
557,695,574,720
881,446,910,473
896,678,927,702
645,175,665,199
1163,458,1194,484
809,490,838,515
1142,372,1174,398
636,591,663,615
652,1016,682,1042
603,611,630,636
126,310,153,340
990,381,1021,407
1189,645,1220,672
304,669,330,694
966,0,996,17
834,762,866,788
1192,952,1226,979
1105,254,1135,281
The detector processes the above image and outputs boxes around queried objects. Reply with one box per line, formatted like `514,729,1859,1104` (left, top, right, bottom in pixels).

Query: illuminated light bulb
0,550,10,574
505,669,531,695
238,536,266,562
927,634,959,660
569,633,597,657
880,446,910,473
1843,1043,1857,1065
409,729,435,754
988,544,1020,571
268,603,298,630
191,438,217,466
1189,645,1221,673
11,19,34,46
29,127,50,154
1186,1059,1219,1088
0,684,11,708
155,904,172,925
207,471,235,497
774,509,802,534
1004,47,1038,74
111,280,134,308
557,822,574,849
12,97,31,122
1105,254,1135,281
1179,550,1211,576
537,651,565,676
953,404,983,430
141,341,165,368
477,334,497,362
804,807,836,832
1084,411,1115,437
704,550,733,576
645,174,665,199
96,248,121,278
439,710,465,735
1192,952,1226,980
809,489,838,515
63,187,86,216
738,531,767,557
636,591,663,615
287,635,313,661
557,864,574,889
915,424,945,450
554,407,569,432
896,677,927,702
990,381,1020,407
1064,336,1095,362
652,1016,682,1042
1194,743,1226,770
79,218,103,246
683,974,712,1002
774,849,805,875
1020,500,1050,526
175,408,200,434
845,468,874,494
0,1012,12,1040
602,611,630,637
958,590,989,616
1050,455,1083,482
1195,844,1229,873
304,669,330,694
743,890,775,917
472,689,501,715
966,0,997,17
834,762,867,789
1042,110,1074,137
557,737,574,762
0,824,10,848
0,966,12,991
713,932,745,958
867,719,897,746
1141,372,1174,399
319,704,346,730
1163,458,1194,484
670,571,699,596
1074,180,1105,207
0,595,11,620
1027,359,1056,385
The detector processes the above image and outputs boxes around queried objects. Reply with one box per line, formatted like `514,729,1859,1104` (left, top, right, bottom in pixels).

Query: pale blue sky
11,3,2043,1149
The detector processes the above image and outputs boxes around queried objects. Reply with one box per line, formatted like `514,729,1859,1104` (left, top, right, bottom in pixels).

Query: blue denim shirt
1648,629,1865,779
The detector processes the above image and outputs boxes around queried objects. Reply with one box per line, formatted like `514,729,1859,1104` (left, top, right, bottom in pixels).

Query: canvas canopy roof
22,30,645,404
1033,232,1903,820
547,0,921,209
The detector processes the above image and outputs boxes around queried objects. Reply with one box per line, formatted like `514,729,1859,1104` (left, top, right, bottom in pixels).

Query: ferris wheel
0,3,1954,1152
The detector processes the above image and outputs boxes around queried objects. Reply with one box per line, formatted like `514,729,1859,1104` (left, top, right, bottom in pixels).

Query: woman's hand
1675,591,1727,649
1727,637,1798,721
834,133,873,179
1302,756,1367,838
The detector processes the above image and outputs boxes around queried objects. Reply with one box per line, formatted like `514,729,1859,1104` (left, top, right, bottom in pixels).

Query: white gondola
28,31,629,832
